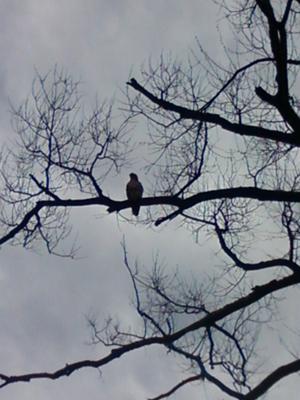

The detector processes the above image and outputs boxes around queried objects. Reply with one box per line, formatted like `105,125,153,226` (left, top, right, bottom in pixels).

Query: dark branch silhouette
1,271,299,394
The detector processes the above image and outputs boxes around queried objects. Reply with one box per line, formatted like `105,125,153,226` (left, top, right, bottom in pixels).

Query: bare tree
0,1,300,399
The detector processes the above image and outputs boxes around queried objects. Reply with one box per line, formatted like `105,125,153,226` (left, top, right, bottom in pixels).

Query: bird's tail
132,206,140,216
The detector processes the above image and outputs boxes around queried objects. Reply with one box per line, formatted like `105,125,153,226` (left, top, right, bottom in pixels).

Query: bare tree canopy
0,1,300,399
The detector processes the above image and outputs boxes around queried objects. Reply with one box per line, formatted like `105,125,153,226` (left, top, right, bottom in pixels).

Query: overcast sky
0,1,298,399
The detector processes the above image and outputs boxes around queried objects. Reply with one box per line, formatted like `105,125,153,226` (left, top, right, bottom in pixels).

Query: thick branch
0,337,162,389
3,187,300,245
244,359,300,400
0,272,298,390
154,187,300,226
168,272,300,341
255,0,300,131
127,79,299,145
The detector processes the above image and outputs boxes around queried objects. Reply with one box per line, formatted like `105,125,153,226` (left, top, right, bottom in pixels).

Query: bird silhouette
126,173,143,216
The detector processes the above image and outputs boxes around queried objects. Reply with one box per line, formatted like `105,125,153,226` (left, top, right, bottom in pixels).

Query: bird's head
129,173,138,180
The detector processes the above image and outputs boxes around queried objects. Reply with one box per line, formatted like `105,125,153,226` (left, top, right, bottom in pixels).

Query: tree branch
255,0,300,131
215,225,300,272
0,272,298,390
3,187,300,246
148,374,203,400
127,78,299,145
0,337,163,389
244,358,300,400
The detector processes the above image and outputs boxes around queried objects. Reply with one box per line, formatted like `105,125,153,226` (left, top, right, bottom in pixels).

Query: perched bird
126,173,143,216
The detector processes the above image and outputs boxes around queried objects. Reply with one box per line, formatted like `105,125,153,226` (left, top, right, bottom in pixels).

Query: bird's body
126,173,143,216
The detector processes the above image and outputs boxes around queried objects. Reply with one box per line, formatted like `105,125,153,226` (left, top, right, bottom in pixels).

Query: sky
0,1,298,399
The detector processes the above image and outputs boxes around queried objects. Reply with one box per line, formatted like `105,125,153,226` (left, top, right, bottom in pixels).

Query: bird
126,173,144,216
